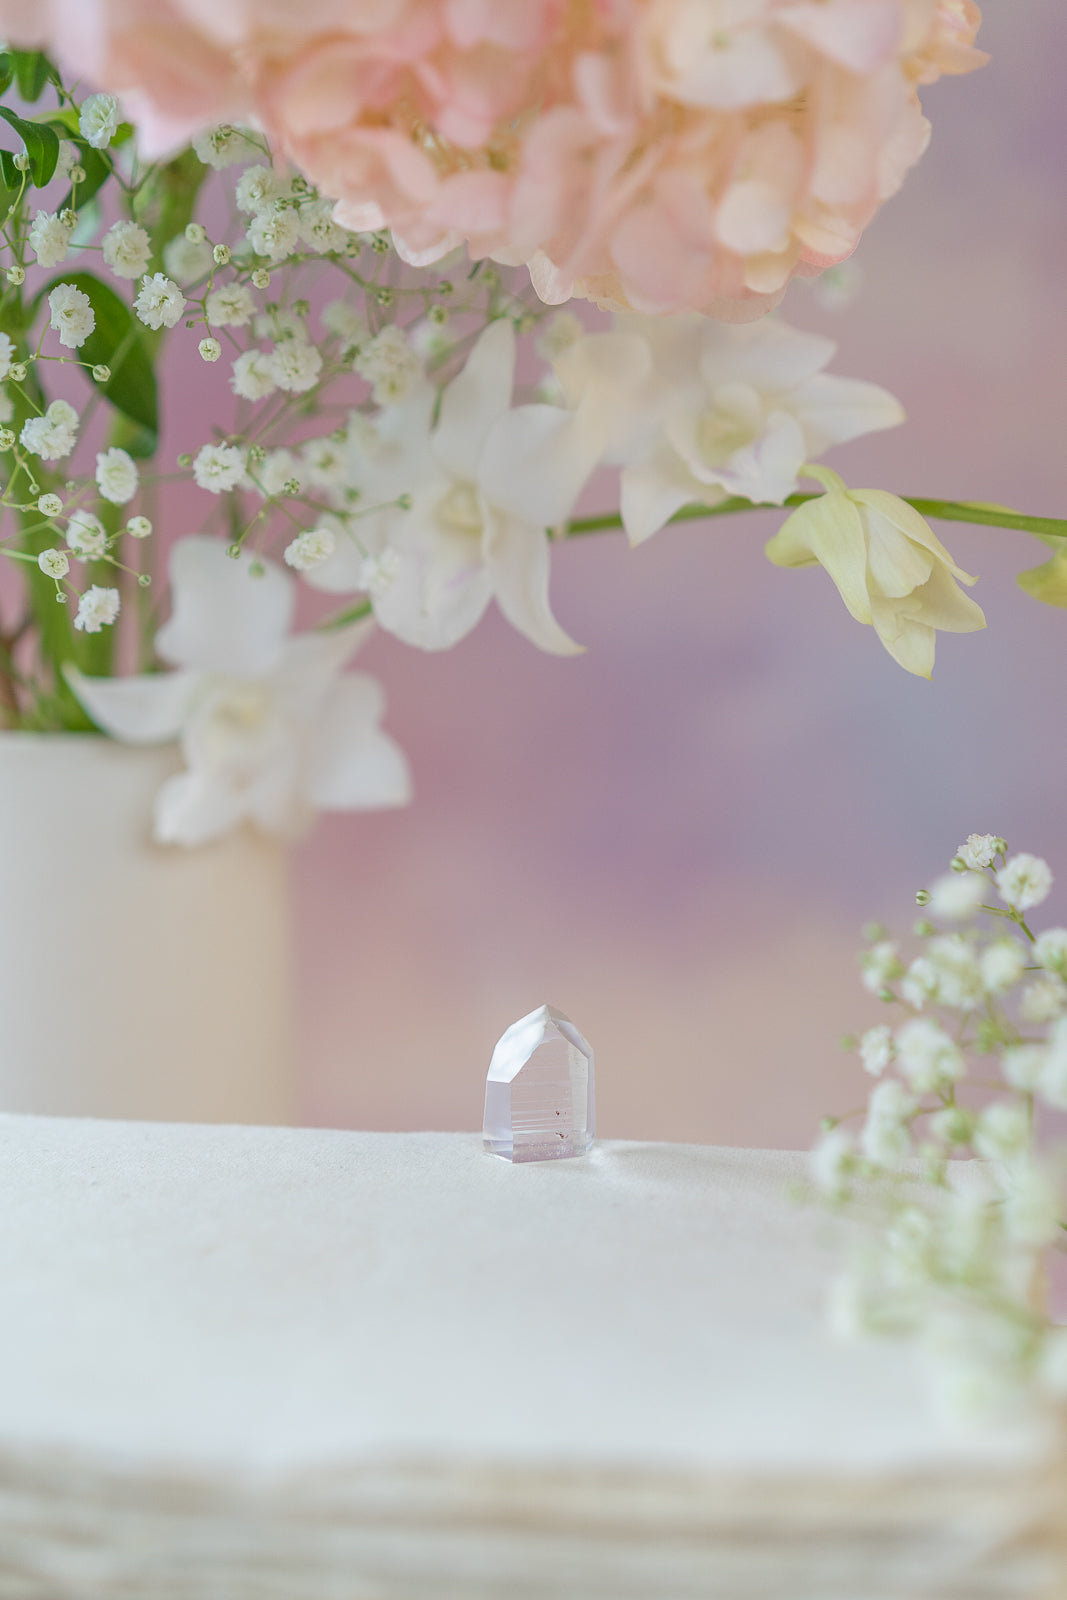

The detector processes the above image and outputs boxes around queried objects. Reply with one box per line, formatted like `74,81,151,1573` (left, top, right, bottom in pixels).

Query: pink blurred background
185,6,1067,1147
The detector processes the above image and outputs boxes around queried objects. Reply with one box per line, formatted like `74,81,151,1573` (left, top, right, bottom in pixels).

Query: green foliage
0,105,59,187
36,271,159,445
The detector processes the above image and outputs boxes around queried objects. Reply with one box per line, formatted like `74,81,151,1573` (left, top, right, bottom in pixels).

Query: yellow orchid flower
765,467,986,678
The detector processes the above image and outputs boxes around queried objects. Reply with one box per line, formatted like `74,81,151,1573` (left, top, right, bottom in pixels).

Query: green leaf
1018,551,1067,609
12,51,53,103
0,54,13,96
43,120,113,212
0,105,59,187
36,271,158,441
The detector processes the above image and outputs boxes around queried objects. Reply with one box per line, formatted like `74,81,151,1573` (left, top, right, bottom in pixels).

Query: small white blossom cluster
812,836,1067,1419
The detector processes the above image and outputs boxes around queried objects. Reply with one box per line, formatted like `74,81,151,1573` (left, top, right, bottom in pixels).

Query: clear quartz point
483,1004,595,1163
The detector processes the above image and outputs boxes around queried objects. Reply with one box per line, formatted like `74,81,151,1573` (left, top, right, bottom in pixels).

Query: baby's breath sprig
811,834,1067,1419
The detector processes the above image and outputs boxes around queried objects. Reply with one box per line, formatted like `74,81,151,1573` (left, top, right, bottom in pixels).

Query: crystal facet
483,1004,595,1163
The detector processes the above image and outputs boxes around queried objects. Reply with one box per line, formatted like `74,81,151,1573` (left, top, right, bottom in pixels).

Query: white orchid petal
433,319,515,482
485,512,583,656
307,673,413,810
372,490,493,651
699,318,835,393
791,373,905,455
620,449,710,546
553,330,654,458
155,536,294,677
480,404,601,530
65,665,201,743
152,769,248,846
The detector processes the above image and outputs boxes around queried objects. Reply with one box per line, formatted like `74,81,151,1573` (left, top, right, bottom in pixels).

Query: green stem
563,496,1067,542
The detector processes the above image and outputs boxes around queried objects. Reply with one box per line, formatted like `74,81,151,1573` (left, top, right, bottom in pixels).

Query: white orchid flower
553,313,905,546
306,318,641,655
66,537,411,846
765,467,987,677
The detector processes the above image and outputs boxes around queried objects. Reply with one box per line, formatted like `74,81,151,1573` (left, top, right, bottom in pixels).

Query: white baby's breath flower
28,209,73,268
199,337,222,363
0,331,14,381
37,493,63,518
1001,1163,1063,1247
895,1017,964,1094
321,301,368,354
231,349,277,402
973,1101,1030,1163
251,447,303,499
958,833,1002,871
284,526,336,572
47,282,95,349
247,208,300,262
409,316,457,363
298,198,347,253
859,1025,893,1077
134,273,187,331
102,220,151,280
269,340,322,394
254,307,306,344
1038,1019,1067,1111
126,515,152,539
1035,929,1067,979
193,126,253,170
980,939,1026,995
20,399,78,461
301,436,347,489
56,139,78,180
65,509,108,560
162,234,212,284
860,940,902,995
74,584,120,632
1020,977,1066,1025
929,1106,973,1148
235,166,283,214
900,955,938,1009
810,1127,855,1198
926,935,983,1010
205,284,255,328
354,325,421,405
1002,1043,1047,1092
193,441,245,493
95,447,139,505
861,1079,917,1167
926,871,986,921
996,854,1053,912
78,92,119,149
37,548,69,579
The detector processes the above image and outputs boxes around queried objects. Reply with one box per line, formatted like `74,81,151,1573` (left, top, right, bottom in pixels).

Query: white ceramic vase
0,734,294,1123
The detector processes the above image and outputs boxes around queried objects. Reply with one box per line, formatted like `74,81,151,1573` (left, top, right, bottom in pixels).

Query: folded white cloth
0,1115,1057,1598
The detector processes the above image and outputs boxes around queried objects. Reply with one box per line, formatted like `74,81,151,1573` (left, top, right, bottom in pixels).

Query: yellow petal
771,491,872,623
849,489,977,585
1018,549,1067,608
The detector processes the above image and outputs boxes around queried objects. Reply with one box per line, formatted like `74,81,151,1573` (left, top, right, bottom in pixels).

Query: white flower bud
37,548,69,579
198,337,222,363
37,493,63,518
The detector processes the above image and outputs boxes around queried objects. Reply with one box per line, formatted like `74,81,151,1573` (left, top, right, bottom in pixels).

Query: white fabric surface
0,1115,1057,1599
0,1114,1039,1474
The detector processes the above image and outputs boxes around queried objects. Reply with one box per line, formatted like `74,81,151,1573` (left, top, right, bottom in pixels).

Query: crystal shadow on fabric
483,1005,594,1163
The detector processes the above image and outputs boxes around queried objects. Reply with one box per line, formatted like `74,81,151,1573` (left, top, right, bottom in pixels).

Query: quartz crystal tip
483,1004,595,1163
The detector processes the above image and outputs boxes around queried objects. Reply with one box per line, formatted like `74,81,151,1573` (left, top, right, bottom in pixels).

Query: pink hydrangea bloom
1,0,986,318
